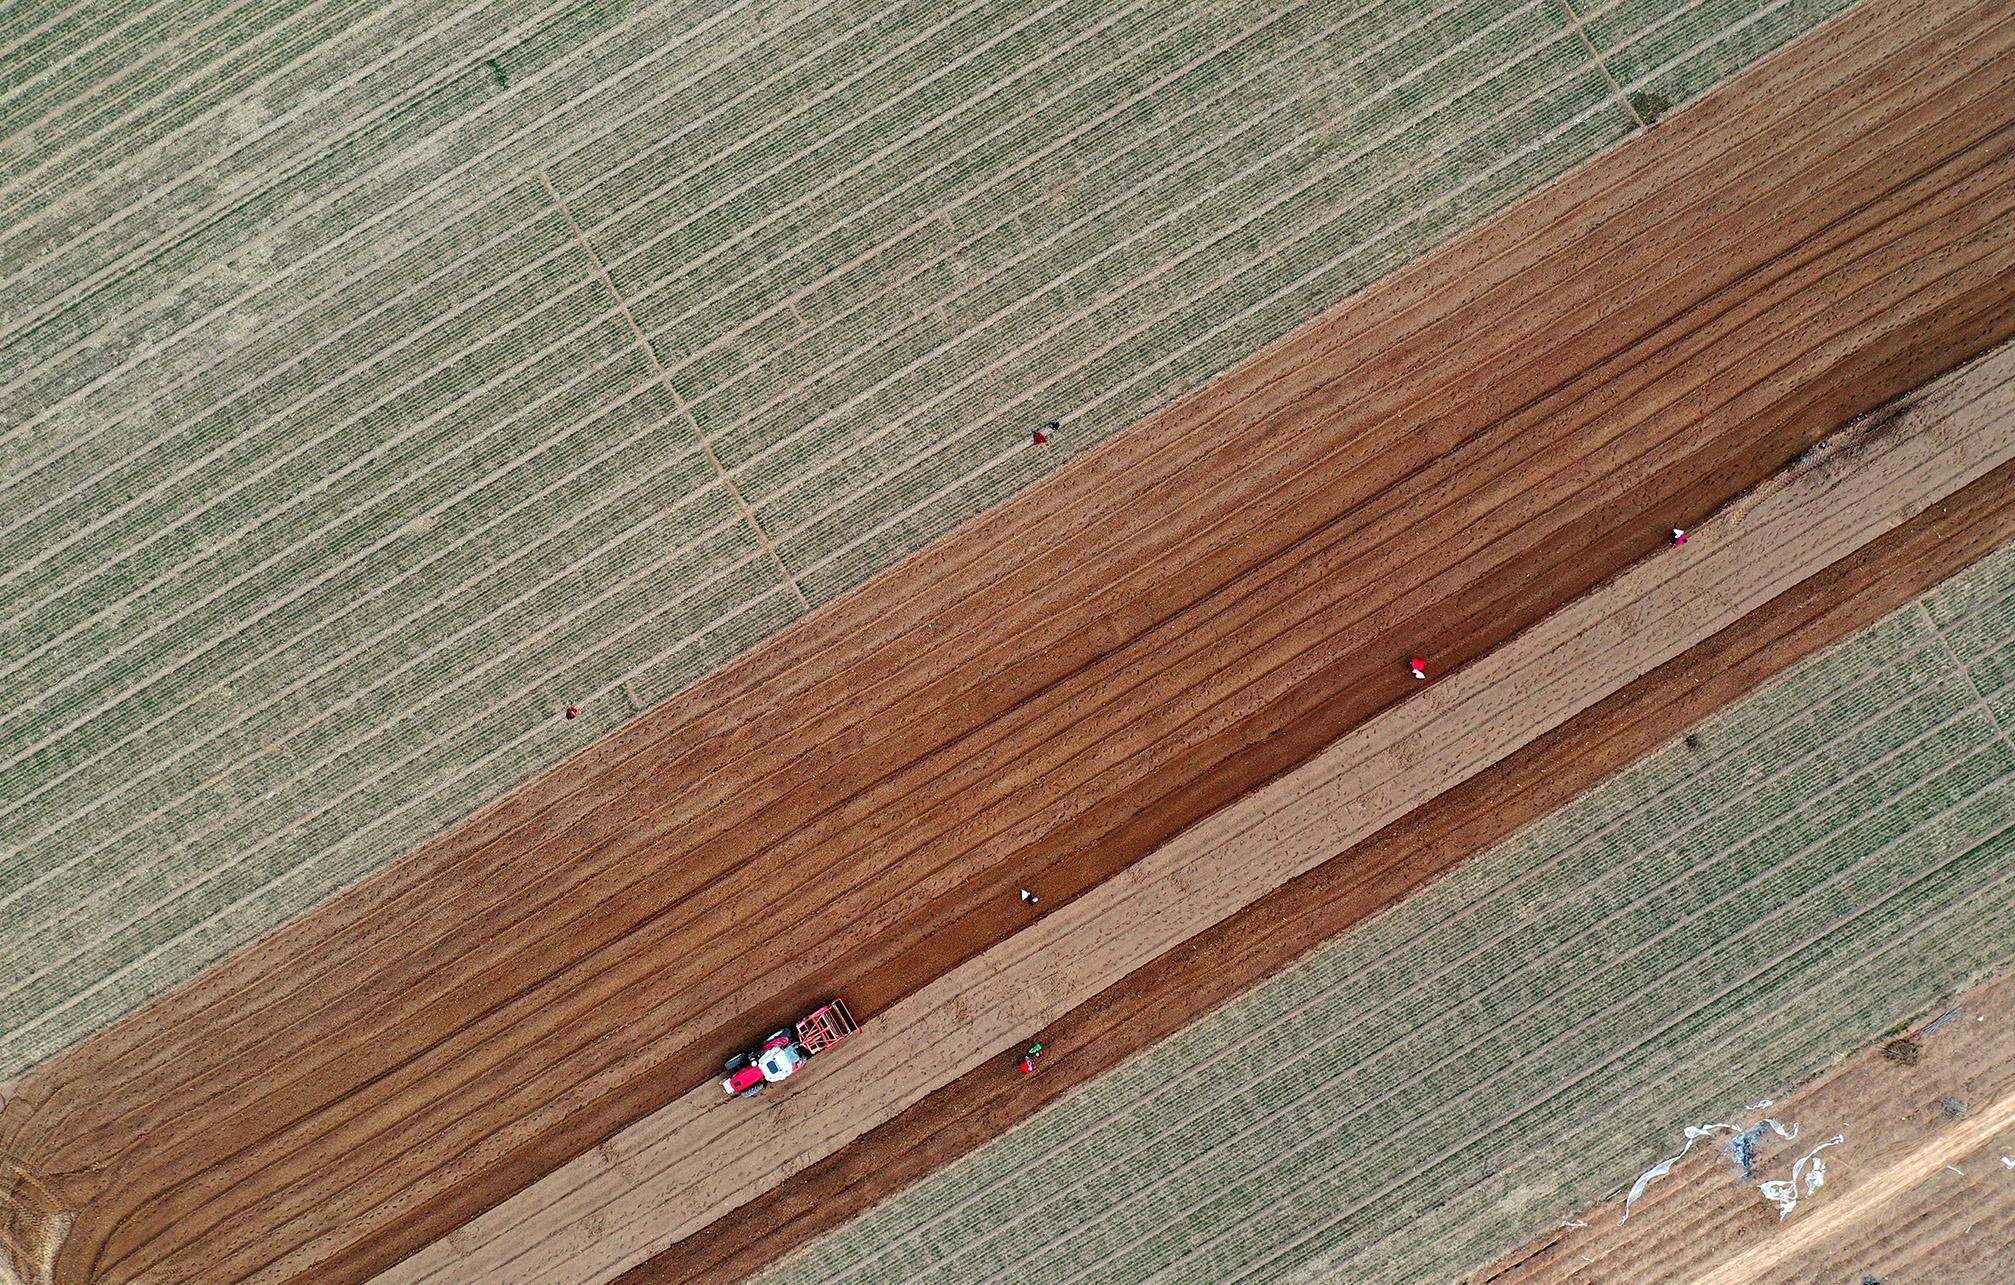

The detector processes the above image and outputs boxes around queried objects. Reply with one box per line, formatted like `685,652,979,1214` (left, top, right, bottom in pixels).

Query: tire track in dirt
7,2,2015,1281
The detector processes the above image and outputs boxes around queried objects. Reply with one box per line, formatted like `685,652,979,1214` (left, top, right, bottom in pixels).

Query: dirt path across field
386,344,2015,1283
1485,966,2015,1285
6,1,2015,1281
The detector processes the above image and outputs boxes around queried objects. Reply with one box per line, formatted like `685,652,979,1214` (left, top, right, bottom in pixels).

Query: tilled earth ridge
6,0,2015,1280
392,345,2015,1283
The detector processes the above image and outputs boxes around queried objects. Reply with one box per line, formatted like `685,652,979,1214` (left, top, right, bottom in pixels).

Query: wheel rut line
1918,598,2015,755
1547,0,1648,129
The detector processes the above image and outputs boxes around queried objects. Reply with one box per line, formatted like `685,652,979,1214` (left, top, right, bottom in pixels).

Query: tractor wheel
724,1052,749,1072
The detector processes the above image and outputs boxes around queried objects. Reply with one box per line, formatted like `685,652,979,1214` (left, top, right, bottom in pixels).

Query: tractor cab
722,1030,800,1096
720,1000,857,1098
755,1036,805,1081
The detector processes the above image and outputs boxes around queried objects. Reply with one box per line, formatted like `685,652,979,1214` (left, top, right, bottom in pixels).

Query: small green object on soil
1628,90,1670,126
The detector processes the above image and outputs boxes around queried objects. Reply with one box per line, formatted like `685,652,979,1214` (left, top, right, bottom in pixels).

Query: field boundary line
1548,0,1649,128
1327,874,2015,1283
1917,599,2015,752
0,0,1221,576
538,167,807,612
0,575,798,1056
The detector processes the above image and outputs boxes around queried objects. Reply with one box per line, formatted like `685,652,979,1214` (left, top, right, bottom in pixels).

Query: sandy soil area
3,0,2015,1281
1484,966,2015,1285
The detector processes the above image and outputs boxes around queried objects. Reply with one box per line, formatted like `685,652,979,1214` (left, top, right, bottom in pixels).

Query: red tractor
721,999,857,1098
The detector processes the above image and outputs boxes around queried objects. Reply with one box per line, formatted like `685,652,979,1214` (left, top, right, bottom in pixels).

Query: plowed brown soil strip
1484,966,2015,1285
6,1,2015,1281
405,350,2015,1283
642,447,2015,1285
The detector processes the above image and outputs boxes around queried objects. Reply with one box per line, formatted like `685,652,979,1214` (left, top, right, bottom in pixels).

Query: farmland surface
0,0,1859,1075
387,345,2015,1284
765,530,2015,1285
654,419,2015,1285
1488,965,2015,1284
4,1,2015,1280
11,2,2015,1280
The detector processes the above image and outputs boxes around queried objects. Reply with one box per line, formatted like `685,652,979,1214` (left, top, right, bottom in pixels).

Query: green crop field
0,0,1855,1077
764,537,2015,1285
